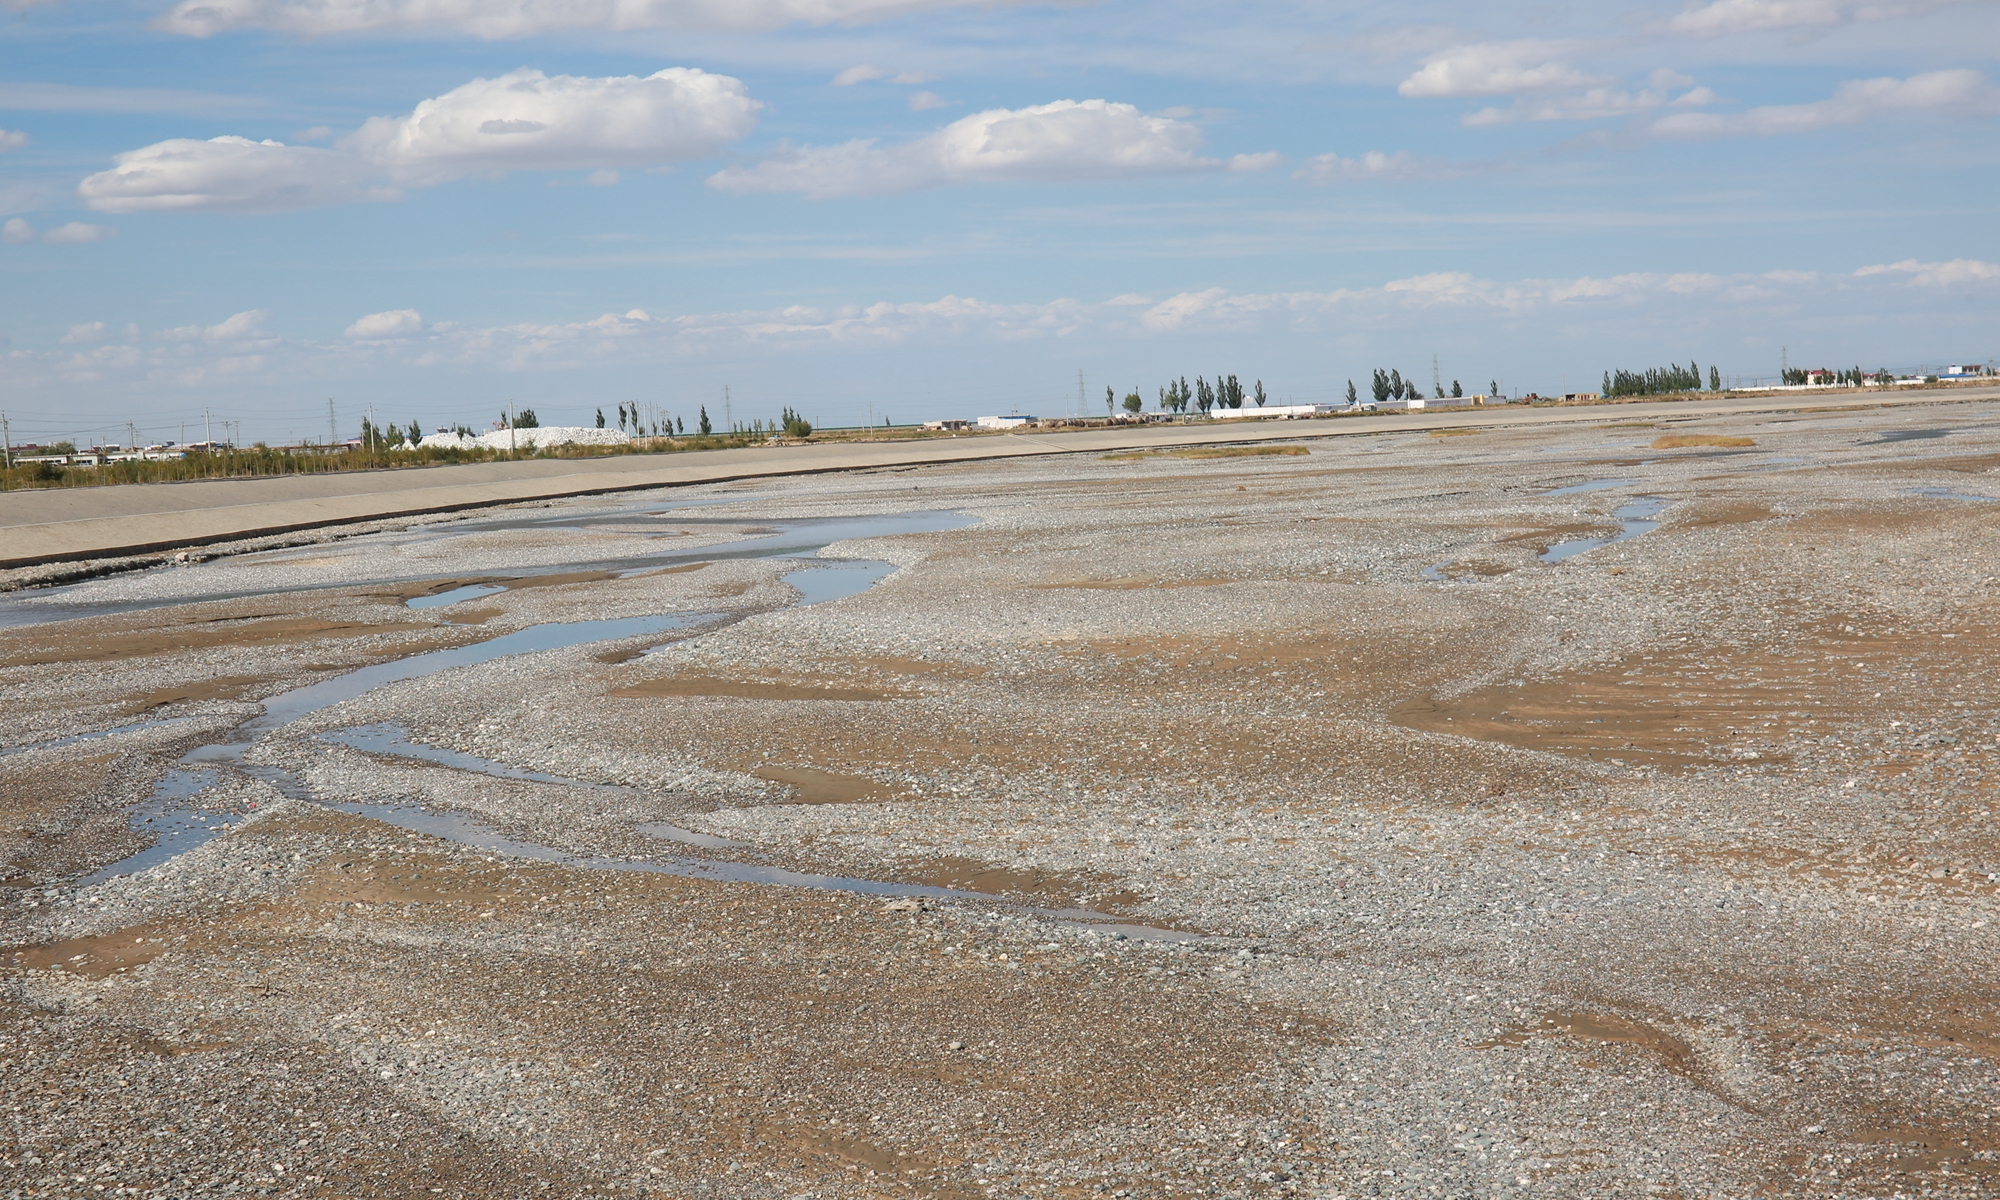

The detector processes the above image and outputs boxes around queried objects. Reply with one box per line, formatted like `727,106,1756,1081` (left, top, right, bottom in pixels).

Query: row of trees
1603,362,1717,398
1782,366,1887,386
1154,375,1269,413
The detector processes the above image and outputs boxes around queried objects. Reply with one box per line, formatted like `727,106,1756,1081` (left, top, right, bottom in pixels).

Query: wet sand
3,396,1999,1198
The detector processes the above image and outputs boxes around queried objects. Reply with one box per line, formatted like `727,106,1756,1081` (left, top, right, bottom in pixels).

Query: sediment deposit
3,398,1997,1199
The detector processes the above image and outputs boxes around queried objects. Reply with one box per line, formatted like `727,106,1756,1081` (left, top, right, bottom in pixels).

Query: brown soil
1391,611,1998,770
121,675,269,713
1653,434,1755,449
1666,503,1777,529
751,765,895,805
12,921,177,980
0,613,436,668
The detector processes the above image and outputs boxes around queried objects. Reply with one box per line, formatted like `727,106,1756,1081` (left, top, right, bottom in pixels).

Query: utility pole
205,408,212,449
367,403,375,454
327,398,337,451
127,421,137,452
723,385,732,433
1,412,11,470
509,402,516,452
1077,369,1086,419
1432,354,1442,398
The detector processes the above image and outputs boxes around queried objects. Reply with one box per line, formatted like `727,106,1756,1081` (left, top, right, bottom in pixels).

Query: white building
975,414,1037,430
1208,404,1337,420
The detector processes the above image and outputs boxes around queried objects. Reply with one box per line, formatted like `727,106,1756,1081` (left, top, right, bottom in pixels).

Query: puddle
1540,498,1666,563
406,583,504,610
1868,429,1950,444
319,723,744,848
77,769,243,885
1908,486,1998,503
37,506,1187,939
2,506,975,631
1542,479,1633,496
782,560,898,606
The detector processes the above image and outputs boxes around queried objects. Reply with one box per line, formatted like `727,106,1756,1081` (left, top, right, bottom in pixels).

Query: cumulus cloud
82,66,758,214
167,310,271,342
908,91,952,112
1855,258,2000,286
1648,69,1999,139
156,0,1022,39
1227,152,1283,172
1399,41,1605,98
79,137,392,214
708,99,1217,198
61,321,109,344
345,309,425,339
0,216,120,243
41,221,118,243
346,68,759,186
832,64,887,86
0,129,26,151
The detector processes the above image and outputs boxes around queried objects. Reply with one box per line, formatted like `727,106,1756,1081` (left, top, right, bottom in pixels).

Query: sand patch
1653,434,1755,449
12,921,179,979
752,765,894,805
122,675,268,714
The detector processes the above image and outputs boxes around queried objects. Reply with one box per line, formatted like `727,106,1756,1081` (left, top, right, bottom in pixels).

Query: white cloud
345,309,425,339
82,66,758,214
156,0,1025,39
587,168,620,186
1648,69,1999,139
0,216,120,243
1399,41,1604,98
1464,85,1715,125
1855,258,2000,286
0,129,26,151
293,125,334,142
1293,150,1442,182
61,322,108,344
908,91,952,112
1227,152,1283,172
832,64,886,86
41,221,118,244
1665,0,1964,36
168,310,271,342
891,72,935,85
346,68,759,186
79,137,392,214
708,99,1215,198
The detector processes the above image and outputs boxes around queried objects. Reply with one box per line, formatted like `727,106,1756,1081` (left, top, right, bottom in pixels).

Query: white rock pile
419,427,630,451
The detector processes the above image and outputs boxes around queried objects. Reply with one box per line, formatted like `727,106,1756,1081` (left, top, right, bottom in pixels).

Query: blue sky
2,0,1996,444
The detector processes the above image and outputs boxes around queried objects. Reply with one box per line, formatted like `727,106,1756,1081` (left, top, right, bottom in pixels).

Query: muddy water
1540,497,1667,563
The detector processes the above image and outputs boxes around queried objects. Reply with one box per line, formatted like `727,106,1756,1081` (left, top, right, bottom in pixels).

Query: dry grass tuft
1651,434,1755,449
1428,429,1480,438
1103,445,1310,462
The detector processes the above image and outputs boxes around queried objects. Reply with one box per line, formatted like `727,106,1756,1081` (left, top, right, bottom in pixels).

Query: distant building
1208,404,1337,420
975,414,1037,430
922,419,971,431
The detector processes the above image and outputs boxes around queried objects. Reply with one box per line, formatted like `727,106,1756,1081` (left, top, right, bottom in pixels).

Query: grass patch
1427,429,1480,438
1651,434,1755,449
1102,445,1310,462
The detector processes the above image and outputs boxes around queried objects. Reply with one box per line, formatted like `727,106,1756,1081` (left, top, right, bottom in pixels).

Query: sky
1,0,1997,445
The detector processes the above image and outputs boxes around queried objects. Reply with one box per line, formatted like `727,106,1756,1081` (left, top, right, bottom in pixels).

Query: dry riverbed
3,398,1999,1199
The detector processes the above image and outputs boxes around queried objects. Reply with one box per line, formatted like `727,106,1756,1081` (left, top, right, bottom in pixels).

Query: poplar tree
1346,379,1358,405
